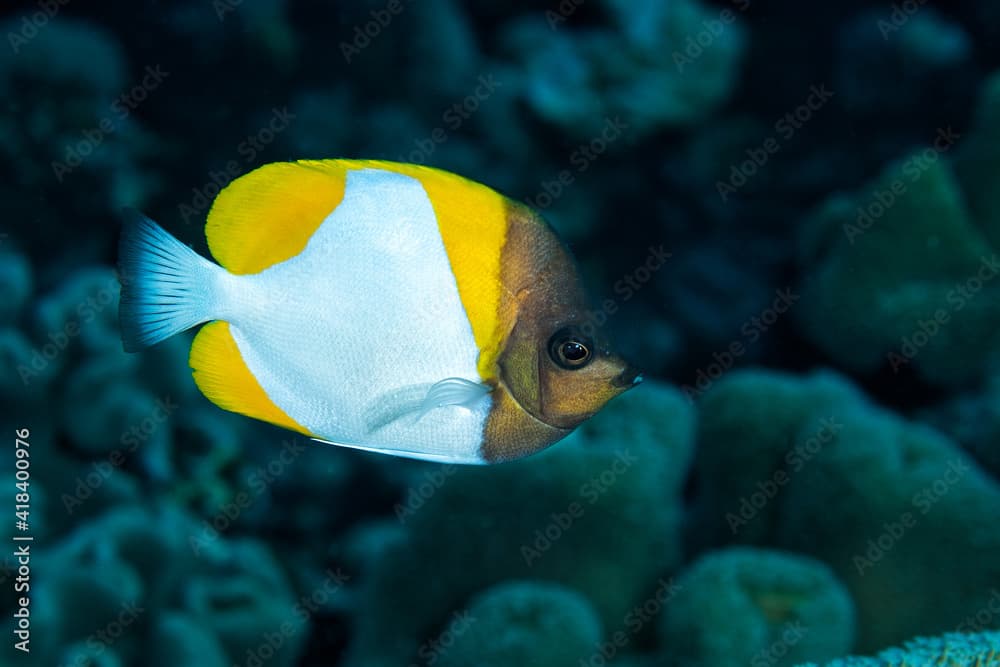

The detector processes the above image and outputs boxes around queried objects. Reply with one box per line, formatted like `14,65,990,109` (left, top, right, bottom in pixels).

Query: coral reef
1,505,307,667
502,0,746,141
796,630,1000,667
660,547,855,667
694,368,1000,651
345,381,695,667
795,70,1000,387
435,581,603,667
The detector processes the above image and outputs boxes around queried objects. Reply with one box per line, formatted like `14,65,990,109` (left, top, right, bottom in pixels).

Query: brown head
481,201,641,462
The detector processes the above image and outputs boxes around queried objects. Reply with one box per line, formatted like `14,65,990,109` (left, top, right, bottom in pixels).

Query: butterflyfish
118,159,641,464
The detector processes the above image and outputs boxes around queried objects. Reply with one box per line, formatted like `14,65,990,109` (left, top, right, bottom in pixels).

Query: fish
118,159,641,464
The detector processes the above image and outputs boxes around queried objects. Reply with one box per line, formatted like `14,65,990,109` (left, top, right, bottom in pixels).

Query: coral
695,369,1000,650
795,630,1000,667
834,8,973,117
501,0,745,141
1,505,307,667
345,381,696,667
917,373,1000,480
0,246,32,326
776,400,1000,650
0,18,160,259
795,151,1000,386
435,581,603,667
659,547,855,667
690,369,864,546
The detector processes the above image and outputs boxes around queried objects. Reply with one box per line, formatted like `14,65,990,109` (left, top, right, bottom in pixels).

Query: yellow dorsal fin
341,160,509,381
206,160,349,274
189,321,311,435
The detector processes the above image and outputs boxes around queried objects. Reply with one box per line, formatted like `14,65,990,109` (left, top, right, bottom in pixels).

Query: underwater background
2,0,1000,665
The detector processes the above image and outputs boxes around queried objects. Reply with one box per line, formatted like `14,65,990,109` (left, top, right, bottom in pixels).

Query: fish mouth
612,364,644,389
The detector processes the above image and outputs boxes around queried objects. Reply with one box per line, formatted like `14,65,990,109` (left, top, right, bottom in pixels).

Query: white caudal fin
118,208,226,352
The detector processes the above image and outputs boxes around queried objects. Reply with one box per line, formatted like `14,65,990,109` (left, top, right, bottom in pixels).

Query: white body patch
216,168,489,463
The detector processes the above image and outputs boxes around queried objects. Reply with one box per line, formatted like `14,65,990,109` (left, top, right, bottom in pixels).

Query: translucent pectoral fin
364,378,492,433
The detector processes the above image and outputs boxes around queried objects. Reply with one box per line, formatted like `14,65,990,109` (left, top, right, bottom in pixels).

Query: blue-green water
1,1,999,666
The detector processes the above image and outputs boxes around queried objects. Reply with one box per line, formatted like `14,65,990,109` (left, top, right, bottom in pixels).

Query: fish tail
118,208,226,352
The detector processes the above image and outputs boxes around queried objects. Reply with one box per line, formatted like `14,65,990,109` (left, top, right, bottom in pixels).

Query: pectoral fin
364,378,492,432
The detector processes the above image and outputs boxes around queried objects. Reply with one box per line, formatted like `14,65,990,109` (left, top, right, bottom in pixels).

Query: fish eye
548,328,593,370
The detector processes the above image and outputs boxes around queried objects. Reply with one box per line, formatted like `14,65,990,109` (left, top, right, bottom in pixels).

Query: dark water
1,1,999,666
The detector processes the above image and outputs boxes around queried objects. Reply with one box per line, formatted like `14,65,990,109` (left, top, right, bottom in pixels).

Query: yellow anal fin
189,321,310,436
206,160,349,274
